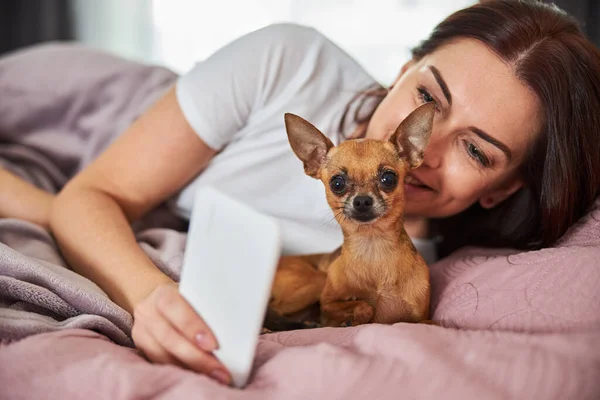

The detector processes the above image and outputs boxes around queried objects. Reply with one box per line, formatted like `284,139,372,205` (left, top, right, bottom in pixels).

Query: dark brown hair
341,0,600,256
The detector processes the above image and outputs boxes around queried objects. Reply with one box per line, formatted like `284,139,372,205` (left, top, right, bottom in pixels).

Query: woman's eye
465,141,490,167
379,171,398,191
330,175,347,195
417,87,436,106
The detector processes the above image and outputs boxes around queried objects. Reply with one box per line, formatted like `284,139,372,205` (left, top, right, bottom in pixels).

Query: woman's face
366,38,543,218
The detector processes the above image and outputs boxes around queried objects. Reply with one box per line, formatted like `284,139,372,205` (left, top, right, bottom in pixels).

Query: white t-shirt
170,23,438,264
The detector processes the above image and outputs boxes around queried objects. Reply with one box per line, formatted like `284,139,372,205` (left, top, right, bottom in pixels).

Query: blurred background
0,0,598,85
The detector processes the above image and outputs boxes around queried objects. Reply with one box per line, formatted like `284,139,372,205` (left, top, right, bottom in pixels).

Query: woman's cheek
448,172,487,203
442,159,477,201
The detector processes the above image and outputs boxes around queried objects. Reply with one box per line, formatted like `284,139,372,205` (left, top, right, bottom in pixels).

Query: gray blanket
0,42,181,346
0,219,194,347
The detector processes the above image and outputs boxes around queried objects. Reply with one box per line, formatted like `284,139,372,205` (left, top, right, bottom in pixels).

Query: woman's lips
404,174,434,195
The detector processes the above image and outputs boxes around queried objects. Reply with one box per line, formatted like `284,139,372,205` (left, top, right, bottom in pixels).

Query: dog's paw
320,300,374,327
352,302,374,325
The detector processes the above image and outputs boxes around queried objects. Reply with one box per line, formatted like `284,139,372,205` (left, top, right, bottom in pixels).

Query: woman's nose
420,128,444,169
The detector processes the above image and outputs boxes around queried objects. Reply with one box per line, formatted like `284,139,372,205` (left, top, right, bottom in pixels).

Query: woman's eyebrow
470,126,513,161
429,66,452,105
427,65,512,160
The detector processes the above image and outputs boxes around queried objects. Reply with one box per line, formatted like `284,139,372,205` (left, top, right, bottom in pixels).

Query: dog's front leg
371,295,422,324
320,281,374,327
321,300,374,327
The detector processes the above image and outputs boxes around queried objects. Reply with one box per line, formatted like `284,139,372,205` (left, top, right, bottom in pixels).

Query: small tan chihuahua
266,102,435,328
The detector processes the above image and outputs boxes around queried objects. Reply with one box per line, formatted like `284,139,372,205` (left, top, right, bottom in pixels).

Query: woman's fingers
133,323,185,368
132,283,231,385
153,284,219,352
145,306,231,384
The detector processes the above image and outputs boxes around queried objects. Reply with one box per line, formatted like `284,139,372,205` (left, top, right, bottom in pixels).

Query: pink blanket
2,326,598,400
0,43,599,399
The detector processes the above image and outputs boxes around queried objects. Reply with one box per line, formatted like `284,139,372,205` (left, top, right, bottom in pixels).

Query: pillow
430,197,600,333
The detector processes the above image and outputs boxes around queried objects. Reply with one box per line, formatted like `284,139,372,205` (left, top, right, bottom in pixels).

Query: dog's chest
341,252,404,292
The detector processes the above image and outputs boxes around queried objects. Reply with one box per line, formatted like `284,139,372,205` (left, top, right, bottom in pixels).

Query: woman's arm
51,87,212,311
50,87,230,383
0,167,54,228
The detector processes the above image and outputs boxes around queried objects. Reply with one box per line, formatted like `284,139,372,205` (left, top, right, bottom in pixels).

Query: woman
2,0,597,386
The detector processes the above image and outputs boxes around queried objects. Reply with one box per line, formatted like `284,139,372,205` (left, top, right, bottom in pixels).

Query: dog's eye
330,175,347,195
380,171,398,191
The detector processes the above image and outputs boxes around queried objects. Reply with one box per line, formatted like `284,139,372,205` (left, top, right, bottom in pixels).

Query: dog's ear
389,103,435,168
284,113,334,178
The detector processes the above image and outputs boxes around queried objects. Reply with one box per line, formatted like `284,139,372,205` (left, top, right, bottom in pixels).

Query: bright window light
150,0,476,85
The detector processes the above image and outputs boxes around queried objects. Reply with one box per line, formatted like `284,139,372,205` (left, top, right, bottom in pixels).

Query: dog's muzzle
346,195,378,222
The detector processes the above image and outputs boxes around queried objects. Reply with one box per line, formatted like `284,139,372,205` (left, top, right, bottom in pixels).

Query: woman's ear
479,177,524,209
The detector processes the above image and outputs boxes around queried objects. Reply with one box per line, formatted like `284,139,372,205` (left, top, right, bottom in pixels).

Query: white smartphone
179,186,281,388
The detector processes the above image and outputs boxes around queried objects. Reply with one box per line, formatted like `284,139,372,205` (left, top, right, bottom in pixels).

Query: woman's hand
132,282,231,385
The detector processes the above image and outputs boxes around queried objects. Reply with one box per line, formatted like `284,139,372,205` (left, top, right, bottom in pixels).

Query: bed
0,43,599,400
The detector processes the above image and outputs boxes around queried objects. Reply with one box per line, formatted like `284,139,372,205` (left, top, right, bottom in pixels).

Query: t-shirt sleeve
175,23,328,150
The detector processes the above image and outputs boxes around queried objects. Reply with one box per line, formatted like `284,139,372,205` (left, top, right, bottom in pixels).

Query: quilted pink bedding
0,43,599,400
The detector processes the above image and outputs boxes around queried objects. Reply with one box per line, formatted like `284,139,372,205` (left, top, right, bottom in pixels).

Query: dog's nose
352,195,374,213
